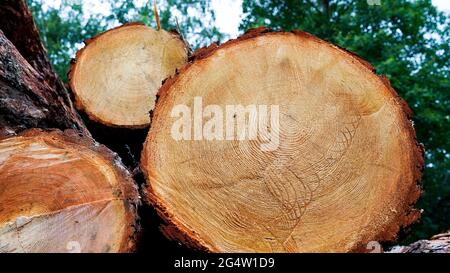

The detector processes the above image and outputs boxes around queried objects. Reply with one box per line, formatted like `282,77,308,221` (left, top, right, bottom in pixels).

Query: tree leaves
27,0,223,82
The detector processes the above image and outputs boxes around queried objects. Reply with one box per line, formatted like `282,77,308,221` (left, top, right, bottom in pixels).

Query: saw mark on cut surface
256,106,362,251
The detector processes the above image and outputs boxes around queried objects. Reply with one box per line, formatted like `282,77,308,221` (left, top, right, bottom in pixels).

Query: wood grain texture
141,28,424,253
69,23,189,128
0,129,139,253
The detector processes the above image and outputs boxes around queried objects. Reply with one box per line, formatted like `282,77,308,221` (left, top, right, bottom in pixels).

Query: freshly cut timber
141,28,424,253
69,23,189,128
0,130,139,253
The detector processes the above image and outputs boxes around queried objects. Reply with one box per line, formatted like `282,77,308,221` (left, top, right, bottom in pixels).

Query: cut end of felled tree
0,130,139,253
69,23,189,128
141,28,424,253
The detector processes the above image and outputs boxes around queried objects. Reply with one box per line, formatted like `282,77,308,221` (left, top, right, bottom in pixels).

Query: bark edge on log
68,23,190,129
0,128,141,252
141,27,425,252
0,0,88,135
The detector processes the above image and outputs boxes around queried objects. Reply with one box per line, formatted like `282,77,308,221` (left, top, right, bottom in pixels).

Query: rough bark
0,0,56,85
0,129,140,253
0,0,87,135
69,23,189,128
0,31,86,135
141,27,424,253
388,231,450,253
0,1,140,253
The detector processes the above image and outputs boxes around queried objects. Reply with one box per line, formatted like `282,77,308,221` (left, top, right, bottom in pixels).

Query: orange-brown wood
0,129,139,253
141,28,424,253
69,23,189,128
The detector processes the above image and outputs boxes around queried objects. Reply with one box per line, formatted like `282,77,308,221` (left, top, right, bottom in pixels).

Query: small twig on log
153,0,161,31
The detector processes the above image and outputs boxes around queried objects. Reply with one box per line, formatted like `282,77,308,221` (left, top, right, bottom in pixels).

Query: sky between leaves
39,0,450,38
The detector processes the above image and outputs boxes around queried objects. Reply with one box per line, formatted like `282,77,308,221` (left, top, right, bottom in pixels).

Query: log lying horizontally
69,24,189,128
0,130,139,253
0,1,140,253
141,28,424,253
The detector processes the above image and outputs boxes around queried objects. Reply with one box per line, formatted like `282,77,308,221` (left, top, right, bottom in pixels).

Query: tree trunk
0,1,139,253
388,231,450,253
0,0,59,87
69,23,189,128
0,31,85,135
0,0,87,135
141,27,424,253
0,129,139,253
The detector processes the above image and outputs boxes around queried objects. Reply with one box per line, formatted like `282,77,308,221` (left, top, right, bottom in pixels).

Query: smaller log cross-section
70,23,189,128
0,130,139,253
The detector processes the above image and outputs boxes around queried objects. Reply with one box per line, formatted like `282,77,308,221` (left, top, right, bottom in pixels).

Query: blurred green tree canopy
27,0,449,242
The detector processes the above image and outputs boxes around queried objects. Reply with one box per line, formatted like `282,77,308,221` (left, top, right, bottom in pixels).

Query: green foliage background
27,0,449,243
27,0,224,81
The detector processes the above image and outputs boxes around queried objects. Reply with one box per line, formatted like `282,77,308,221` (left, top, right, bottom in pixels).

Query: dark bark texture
389,231,450,253
0,0,87,136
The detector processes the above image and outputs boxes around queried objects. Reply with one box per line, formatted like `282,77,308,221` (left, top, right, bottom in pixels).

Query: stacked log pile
1,0,447,253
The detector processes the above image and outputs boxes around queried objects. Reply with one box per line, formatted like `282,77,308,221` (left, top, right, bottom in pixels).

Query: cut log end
0,129,139,253
69,23,189,128
141,28,424,253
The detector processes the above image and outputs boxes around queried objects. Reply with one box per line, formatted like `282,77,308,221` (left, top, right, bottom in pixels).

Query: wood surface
141,28,424,253
0,129,139,253
69,23,189,128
